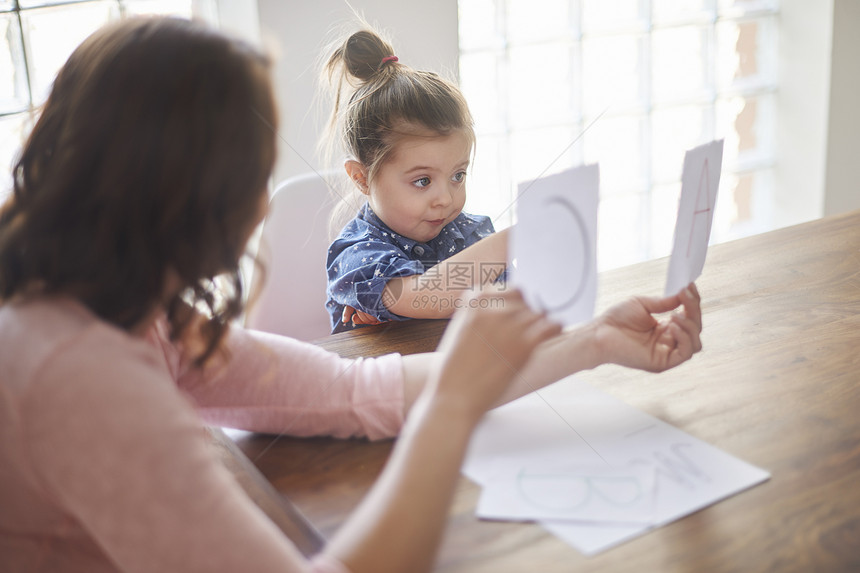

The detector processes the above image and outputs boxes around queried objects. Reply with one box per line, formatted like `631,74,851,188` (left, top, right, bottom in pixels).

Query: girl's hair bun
321,23,473,192
335,29,396,82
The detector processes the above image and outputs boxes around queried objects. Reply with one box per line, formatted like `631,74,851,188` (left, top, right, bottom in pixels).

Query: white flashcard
511,164,599,327
665,140,724,297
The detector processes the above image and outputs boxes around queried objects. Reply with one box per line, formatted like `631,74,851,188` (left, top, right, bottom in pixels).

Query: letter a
687,158,712,257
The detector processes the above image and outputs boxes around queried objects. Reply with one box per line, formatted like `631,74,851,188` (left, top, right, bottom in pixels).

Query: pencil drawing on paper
515,468,644,513
631,442,711,490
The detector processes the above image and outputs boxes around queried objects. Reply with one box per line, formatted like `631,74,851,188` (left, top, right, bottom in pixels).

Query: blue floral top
326,203,496,333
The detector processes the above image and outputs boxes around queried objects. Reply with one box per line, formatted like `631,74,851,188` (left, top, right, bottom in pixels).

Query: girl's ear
344,160,370,195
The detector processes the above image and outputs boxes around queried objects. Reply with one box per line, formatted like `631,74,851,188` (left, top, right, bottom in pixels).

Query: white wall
773,0,834,228
774,0,860,227
212,0,262,43
823,0,860,216
256,0,460,185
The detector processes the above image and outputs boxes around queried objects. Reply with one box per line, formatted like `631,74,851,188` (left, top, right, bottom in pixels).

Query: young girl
323,28,509,333
0,16,703,573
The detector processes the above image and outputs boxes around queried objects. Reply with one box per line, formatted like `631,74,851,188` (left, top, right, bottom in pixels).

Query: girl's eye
413,176,431,188
452,171,467,183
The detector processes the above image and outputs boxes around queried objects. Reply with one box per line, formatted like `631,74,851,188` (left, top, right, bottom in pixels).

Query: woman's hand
427,289,561,422
595,283,703,372
342,305,384,326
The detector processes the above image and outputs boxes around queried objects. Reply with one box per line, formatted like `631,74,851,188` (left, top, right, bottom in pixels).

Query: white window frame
459,0,779,270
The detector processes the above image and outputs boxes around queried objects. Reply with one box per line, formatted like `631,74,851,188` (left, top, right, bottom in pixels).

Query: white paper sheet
665,140,724,297
463,376,770,555
511,165,599,327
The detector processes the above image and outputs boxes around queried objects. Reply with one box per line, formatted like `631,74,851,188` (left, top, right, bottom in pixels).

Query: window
459,0,778,270
0,0,215,202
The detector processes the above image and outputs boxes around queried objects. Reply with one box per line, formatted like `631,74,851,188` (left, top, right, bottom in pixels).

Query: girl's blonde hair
321,26,474,231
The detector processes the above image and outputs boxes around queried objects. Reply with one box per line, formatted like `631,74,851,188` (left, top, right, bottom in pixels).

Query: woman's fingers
638,293,682,316
666,321,695,368
669,311,703,353
444,288,559,374
679,283,703,333
639,282,702,321
671,283,703,354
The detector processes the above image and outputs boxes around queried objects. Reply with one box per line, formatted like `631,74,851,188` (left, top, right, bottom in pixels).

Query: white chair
245,171,345,340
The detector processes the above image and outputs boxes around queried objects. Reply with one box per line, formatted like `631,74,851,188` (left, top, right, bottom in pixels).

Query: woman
0,17,702,573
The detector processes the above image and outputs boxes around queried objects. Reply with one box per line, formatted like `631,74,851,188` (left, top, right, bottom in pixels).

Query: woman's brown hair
0,17,278,364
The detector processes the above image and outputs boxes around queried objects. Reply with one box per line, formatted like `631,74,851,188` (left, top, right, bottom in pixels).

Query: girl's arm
381,228,509,319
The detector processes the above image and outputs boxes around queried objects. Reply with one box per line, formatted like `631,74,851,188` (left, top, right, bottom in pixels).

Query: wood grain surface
228,210,860,572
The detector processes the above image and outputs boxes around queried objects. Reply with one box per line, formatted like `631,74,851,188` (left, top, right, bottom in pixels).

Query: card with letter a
665,140,724,297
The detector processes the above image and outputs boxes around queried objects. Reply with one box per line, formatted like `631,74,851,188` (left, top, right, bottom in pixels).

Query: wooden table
224,210,860,572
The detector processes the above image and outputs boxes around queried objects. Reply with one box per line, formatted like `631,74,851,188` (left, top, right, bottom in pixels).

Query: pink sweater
0,296,405,572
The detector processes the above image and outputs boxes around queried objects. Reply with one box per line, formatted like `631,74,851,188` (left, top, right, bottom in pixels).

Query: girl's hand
428,289,561,422
595,283,703,372
342,306,384,326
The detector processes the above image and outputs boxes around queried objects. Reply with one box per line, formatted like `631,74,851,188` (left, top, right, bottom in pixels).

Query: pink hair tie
380,55,399,68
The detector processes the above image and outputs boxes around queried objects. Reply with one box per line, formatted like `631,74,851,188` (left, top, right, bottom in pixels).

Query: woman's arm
399,283,703,413
497,283,703,404
163,283,697,572
322,290,560,573
174,281,700,431
320,285,700,572
165,325,406,440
